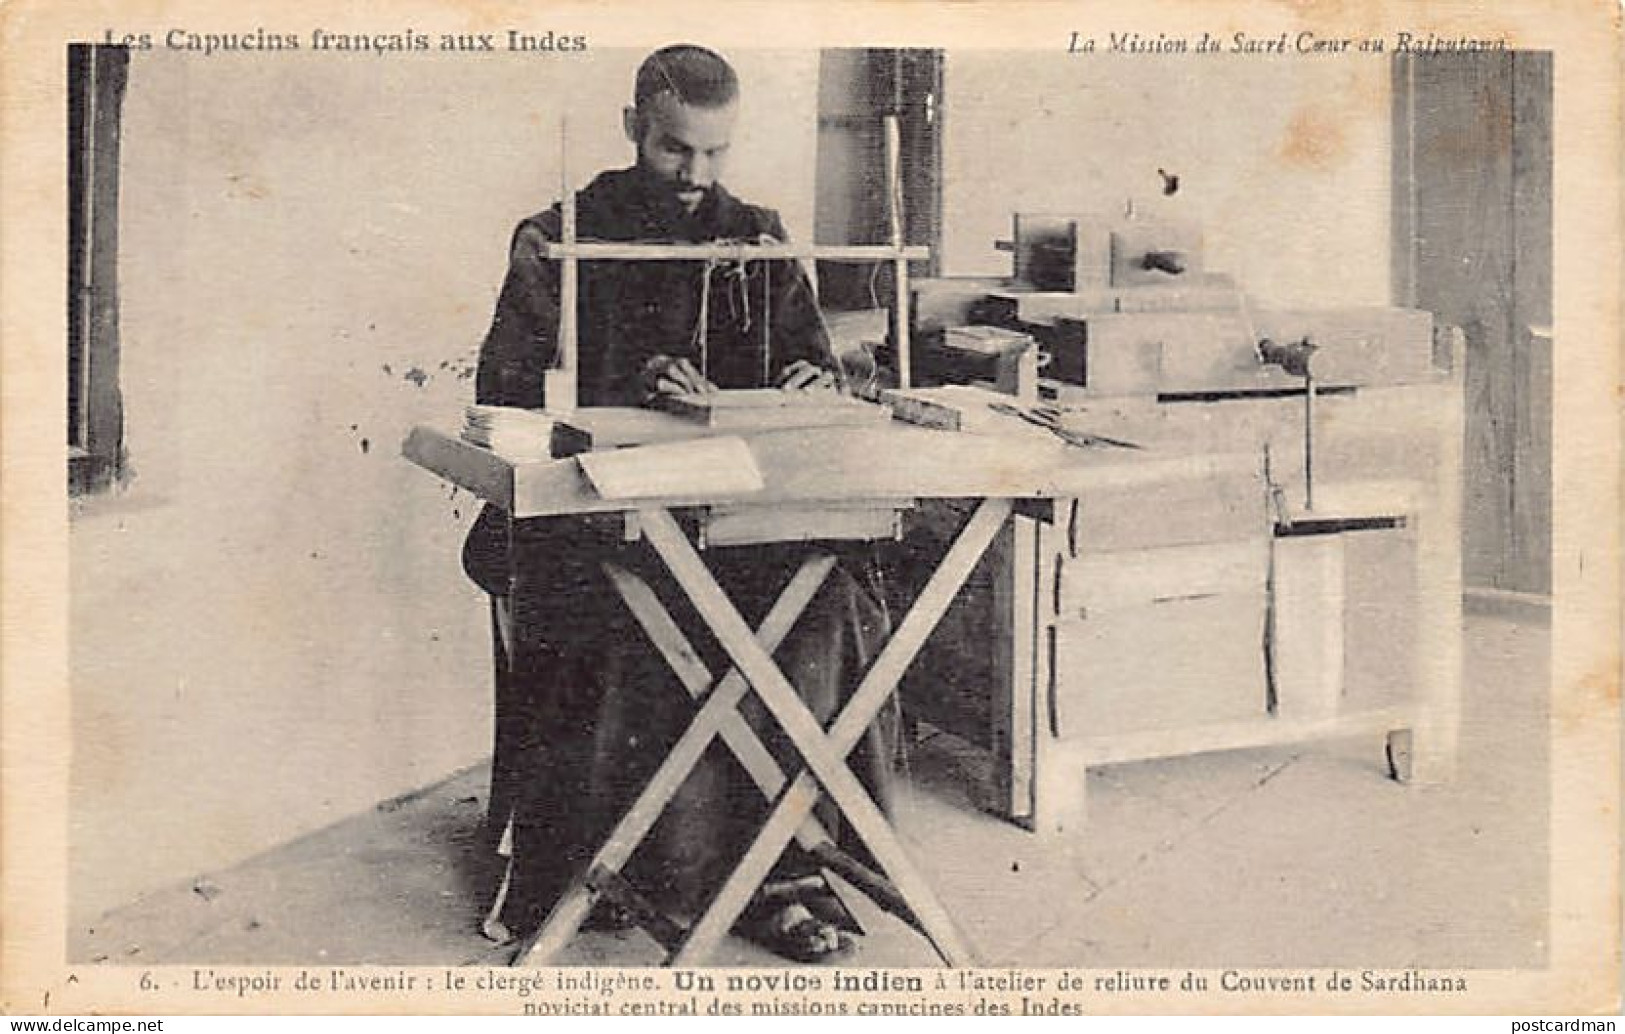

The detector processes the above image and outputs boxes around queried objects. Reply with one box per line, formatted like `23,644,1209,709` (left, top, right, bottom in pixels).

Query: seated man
462,44,897,962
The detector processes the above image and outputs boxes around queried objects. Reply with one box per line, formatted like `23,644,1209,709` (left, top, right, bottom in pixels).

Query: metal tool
1255,336,1319,510
988,402,1142,450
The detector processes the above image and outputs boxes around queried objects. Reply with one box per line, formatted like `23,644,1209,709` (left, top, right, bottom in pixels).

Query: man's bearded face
628,92,738,212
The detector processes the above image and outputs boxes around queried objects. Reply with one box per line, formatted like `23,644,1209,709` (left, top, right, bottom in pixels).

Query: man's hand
643,355,717,397
777,360,838,392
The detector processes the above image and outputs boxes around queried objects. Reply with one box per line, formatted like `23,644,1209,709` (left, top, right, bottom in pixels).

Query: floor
71,611,1548,969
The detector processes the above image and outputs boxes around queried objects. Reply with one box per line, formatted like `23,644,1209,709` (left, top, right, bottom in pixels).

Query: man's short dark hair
634,45,739,111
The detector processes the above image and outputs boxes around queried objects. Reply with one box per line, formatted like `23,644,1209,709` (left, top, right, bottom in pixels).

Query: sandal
789,882,865,938
738,888,859,964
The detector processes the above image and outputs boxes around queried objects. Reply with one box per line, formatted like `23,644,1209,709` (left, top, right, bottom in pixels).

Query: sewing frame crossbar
542,116,920,413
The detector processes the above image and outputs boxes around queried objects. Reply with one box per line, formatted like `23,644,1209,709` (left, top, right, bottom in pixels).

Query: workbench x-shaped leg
513,550,837,964
601,559,922,927
661,498,1012,966
516,497,1009,967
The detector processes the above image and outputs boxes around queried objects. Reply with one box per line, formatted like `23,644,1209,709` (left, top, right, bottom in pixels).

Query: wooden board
1113,278,1241,314
1071,462,1268,552
1272,535,1347,720
880,384,1031,432
1061,539,1267,618
1060,709,1412,770
1109,219,1204,287
1052,537,1270,740
1340,524,1421,715
577,436,764,500
1033,308,1438,398
1053,589,1267,739
406,421,1257,519
552,407,712,456
538,241,930,261
981,281,1241,327
401,425,514,512
880,387,967,430
1067,312,1258,396
982,290,1116,327
1251,307,1436,387
698,503,904,548
654,388,893,431
1012,213,1112,290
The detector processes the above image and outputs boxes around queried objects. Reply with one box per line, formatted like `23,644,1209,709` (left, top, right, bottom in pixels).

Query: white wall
69,46,818,924
941,52,1393,309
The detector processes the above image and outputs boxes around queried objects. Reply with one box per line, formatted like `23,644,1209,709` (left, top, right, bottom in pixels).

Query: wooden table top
403,407,1257,519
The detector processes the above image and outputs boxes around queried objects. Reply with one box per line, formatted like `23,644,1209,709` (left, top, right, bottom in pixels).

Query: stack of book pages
461,405,554,461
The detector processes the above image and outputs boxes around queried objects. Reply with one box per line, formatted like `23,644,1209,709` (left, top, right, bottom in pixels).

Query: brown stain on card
1584,662,1621,705
1556,663,1622,737
1277,106,1349,170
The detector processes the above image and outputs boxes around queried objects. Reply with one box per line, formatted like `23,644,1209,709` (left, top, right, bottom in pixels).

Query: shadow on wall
71,46,821,923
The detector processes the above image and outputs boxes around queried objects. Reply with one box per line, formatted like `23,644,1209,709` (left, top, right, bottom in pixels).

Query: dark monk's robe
462,165,897,934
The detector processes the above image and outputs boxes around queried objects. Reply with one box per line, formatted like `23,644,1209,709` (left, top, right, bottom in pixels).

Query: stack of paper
461,405,554,461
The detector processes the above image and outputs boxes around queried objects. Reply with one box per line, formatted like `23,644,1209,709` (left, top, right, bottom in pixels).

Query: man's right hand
643,355,717,397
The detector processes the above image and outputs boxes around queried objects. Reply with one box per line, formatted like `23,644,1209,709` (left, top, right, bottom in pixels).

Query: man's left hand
777,360,838,392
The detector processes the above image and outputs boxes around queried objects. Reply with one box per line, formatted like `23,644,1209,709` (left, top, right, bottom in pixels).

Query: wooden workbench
404,405,1261,964
896,336,1465,837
